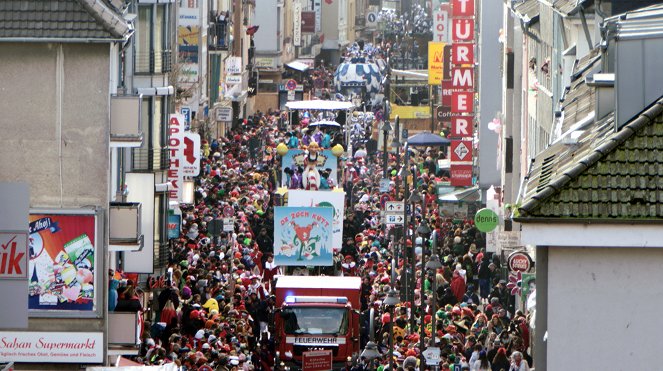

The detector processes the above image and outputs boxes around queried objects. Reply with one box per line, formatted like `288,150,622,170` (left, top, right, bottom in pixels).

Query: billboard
280,149,338,189
28,213,97,311
428,42,446,85
178,4,200,84
301,11,316,33
288,190,345,252
273,207,333,266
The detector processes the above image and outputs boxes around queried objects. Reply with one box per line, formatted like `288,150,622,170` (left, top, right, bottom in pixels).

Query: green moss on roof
519,99,663,220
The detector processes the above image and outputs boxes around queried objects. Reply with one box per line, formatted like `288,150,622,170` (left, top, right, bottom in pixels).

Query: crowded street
8,0,663,370
108,100,533,370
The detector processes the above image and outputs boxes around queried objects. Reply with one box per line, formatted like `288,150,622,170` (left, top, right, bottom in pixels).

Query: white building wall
254,0,278,52
548,247,663,370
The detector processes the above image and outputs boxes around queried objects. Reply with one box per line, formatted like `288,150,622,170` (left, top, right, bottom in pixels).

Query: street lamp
425,254,443,357
331,143,344,189
360,341,380,370
382,119,393,178
405,186,424,332
417,219,432,364
383,289,400,371
276,142,290,191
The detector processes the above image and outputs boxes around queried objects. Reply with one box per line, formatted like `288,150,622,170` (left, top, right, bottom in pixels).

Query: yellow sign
391,104,432,119
428,42,445,85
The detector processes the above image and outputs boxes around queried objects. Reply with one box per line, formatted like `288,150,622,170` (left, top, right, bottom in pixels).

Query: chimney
586,73,614,121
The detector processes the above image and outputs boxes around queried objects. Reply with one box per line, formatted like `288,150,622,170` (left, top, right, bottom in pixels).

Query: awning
438,186,481,203
286,100,354,110
285,61,310,72
391,69,428,80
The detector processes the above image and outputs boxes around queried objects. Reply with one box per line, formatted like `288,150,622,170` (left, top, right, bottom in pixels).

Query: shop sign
0,331,103,363
450,164,473,187
508,251,533,273
451,0,475,17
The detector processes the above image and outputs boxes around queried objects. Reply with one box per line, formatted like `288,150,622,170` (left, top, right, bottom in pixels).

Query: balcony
135,50,172,74
131,147,169,171
110,95,143,147
209,17,230,51
109,202,143,252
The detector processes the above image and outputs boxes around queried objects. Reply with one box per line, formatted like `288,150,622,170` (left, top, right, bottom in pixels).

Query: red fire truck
274,275,363,367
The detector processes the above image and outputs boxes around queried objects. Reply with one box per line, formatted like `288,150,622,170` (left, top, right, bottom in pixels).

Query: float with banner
273,207,333,266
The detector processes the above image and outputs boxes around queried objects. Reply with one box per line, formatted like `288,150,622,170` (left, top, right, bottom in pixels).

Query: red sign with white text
0,232,28,279
451,116,473,138
450,164,473,186
452,19,475,42
303,350,333,371
452,43,474,65
451,140,473,162
441,80,463,106
451,91,474,113
451,68,474,88
168,114,185,203
451,0,475,17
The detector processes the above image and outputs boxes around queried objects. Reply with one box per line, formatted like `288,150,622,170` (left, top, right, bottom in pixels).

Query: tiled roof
553,0,591,16
557,50,601,136
518,97,663,220
0,0,130,41
513,0,540,25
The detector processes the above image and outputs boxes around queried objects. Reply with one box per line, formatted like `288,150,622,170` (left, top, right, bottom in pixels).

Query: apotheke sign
0,332,103,363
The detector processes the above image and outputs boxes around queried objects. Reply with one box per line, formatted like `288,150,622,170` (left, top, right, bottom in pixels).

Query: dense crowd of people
109,99,533,370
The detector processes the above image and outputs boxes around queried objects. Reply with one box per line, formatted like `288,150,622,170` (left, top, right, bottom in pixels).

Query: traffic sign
384,201,405,215
181,107,191,126
223,218,235,232
423,347,441,366
286,79,297,91
379,178,390,193
366,12,378,28
385,214,404,225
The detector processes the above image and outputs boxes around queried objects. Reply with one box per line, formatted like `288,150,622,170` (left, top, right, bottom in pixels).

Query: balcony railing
209,19,230,51
135,50,172,74
131,147,169,171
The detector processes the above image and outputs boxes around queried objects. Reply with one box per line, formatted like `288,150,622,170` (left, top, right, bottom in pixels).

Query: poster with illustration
273,207,333,266
280,149,338,189
28,214,96,311
288,190,345,252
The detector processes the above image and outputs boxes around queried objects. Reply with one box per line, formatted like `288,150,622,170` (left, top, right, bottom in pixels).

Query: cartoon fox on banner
273,207,333,266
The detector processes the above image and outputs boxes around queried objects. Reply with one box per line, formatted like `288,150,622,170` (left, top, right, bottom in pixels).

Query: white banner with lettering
0,331,103,363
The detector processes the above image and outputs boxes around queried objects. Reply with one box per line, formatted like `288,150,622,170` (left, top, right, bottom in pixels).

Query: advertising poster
28,214,96,311
273,207,333,266
288,190,345,252
178,3,200,84
280,149,338,188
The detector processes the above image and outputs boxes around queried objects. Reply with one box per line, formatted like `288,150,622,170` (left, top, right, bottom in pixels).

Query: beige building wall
0,42,109,333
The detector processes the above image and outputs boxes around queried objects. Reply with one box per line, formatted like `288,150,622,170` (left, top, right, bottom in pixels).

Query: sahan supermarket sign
0,332,103,363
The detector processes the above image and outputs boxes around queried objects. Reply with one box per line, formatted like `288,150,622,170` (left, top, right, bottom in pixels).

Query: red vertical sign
451,0,475,17
452,19,475,42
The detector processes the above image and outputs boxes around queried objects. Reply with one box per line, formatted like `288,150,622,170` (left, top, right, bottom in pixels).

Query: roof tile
0,0,128,40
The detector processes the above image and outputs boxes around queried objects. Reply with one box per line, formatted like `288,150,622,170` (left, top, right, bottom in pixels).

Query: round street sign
474,208,498,232
508,251,533,272
286,79,297,91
